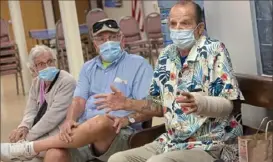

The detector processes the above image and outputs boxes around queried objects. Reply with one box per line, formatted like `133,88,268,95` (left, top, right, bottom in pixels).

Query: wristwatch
127,116,136,124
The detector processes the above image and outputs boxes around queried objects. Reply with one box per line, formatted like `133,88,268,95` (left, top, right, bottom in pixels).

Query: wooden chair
128,73,273,153
119,16,154,67
55,20,69,72
0,18,25,95
55,20,90,71
144,12,164,58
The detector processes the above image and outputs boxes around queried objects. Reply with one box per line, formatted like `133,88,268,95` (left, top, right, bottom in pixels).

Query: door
52,0,91,24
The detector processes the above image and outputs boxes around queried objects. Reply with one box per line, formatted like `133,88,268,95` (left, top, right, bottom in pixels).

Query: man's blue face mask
170,24,200,50
99,41,123,62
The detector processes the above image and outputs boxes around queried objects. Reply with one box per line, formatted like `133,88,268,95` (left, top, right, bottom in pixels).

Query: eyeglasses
35,59,56,68
93,34,121,42
92,19,119,34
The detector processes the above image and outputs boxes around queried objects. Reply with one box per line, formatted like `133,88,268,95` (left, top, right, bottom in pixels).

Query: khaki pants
69,127,134,162
108,142,216,162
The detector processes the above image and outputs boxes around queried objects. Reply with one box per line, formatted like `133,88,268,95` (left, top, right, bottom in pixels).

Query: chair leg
149,50,154,68
20,71,25,96
148,45,155,68
15,73,19,95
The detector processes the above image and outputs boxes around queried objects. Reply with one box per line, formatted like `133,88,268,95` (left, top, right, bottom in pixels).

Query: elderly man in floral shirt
95,1,244,162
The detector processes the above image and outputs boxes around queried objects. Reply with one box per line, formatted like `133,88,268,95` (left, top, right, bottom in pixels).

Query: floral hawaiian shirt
150,36,244,160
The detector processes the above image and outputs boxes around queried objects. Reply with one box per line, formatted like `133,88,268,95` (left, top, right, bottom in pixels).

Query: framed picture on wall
105,0,122,8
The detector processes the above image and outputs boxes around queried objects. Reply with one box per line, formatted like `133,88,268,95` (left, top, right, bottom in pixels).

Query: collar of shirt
95,51,126,69
168,35,207,70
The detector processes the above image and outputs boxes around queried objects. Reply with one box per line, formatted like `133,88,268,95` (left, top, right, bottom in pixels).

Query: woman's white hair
28,45,57,67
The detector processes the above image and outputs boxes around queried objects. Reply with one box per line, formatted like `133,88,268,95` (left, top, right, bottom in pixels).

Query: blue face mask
99,41,123,62
38,67,59,81
170,28,196,50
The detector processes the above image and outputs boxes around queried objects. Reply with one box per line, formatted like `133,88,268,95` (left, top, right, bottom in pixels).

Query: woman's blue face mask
99,41,123,62
38,67,59,81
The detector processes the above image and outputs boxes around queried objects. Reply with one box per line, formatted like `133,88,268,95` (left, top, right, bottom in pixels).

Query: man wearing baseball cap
1,18,154,162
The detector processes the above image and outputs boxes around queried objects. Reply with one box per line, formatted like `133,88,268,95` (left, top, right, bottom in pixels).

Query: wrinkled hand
59,119,79,143
176,92,197,114
106,114,129,134
94,85,127,112
9,127,28,143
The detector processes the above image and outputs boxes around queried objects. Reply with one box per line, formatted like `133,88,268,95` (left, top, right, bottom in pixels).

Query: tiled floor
1,75,28,142
0,75,164,143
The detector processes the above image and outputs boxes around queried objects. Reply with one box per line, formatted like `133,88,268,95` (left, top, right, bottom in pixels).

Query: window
252,1,273,76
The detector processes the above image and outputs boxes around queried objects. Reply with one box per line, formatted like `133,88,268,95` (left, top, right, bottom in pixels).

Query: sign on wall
105,0,122,8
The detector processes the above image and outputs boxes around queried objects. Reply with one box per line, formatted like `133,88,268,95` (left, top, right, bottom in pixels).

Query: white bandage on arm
192,92,233,117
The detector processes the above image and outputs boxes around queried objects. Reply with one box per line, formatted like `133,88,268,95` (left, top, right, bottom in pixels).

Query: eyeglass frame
35,58,56,69
92,33,122,43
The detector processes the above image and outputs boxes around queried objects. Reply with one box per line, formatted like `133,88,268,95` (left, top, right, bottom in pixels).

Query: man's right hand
94,85,127,112
59,120,78,143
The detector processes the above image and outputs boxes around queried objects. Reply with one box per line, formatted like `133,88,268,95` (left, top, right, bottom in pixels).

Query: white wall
103,0,159,21
103,0,157,39
103,0,131,21
205,1,258,74
143,0,159,16
204,1,273,129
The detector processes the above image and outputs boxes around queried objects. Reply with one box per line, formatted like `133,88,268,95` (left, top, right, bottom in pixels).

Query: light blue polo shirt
73,51,153,129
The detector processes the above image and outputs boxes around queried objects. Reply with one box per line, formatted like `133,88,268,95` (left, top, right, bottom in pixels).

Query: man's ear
93,41,99,53
32,67,39,76
198,22,205,36
120,33,125,49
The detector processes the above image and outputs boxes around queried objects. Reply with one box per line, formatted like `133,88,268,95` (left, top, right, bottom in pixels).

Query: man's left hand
176,92,197,114
106,115,129,134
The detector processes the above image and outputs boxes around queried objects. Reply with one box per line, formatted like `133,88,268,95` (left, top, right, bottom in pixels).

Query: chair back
236,73,273,108
0,18,10,43
86,8,108,35
55,20,69,71
119,16,141,43
235,73,273,134
145,12,163,40
0,19,25,95
55,20,65,48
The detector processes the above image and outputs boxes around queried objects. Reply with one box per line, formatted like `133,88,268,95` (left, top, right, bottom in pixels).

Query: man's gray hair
28,45,57,67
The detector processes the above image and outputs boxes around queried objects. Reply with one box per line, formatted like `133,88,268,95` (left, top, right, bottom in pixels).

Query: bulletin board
157,0,205,47
252,1,273,75
105,0,122,8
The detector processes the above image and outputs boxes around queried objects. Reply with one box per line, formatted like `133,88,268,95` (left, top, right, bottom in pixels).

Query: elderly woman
5,45,76,162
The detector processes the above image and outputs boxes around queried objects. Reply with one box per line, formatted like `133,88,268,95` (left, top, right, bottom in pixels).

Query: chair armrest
129,124,166,149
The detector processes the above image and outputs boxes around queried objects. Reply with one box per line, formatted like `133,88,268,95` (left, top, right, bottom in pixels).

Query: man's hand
94,85,127,112
59,119,79,143
106,115,129,134
176,92,197,114
9,127,28,143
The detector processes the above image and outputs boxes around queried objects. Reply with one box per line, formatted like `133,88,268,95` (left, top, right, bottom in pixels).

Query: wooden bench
128,73,273,153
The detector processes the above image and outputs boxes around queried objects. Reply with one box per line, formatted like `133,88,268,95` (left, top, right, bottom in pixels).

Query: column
59,0,84,80
8,1,31,93
43,0,55,29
